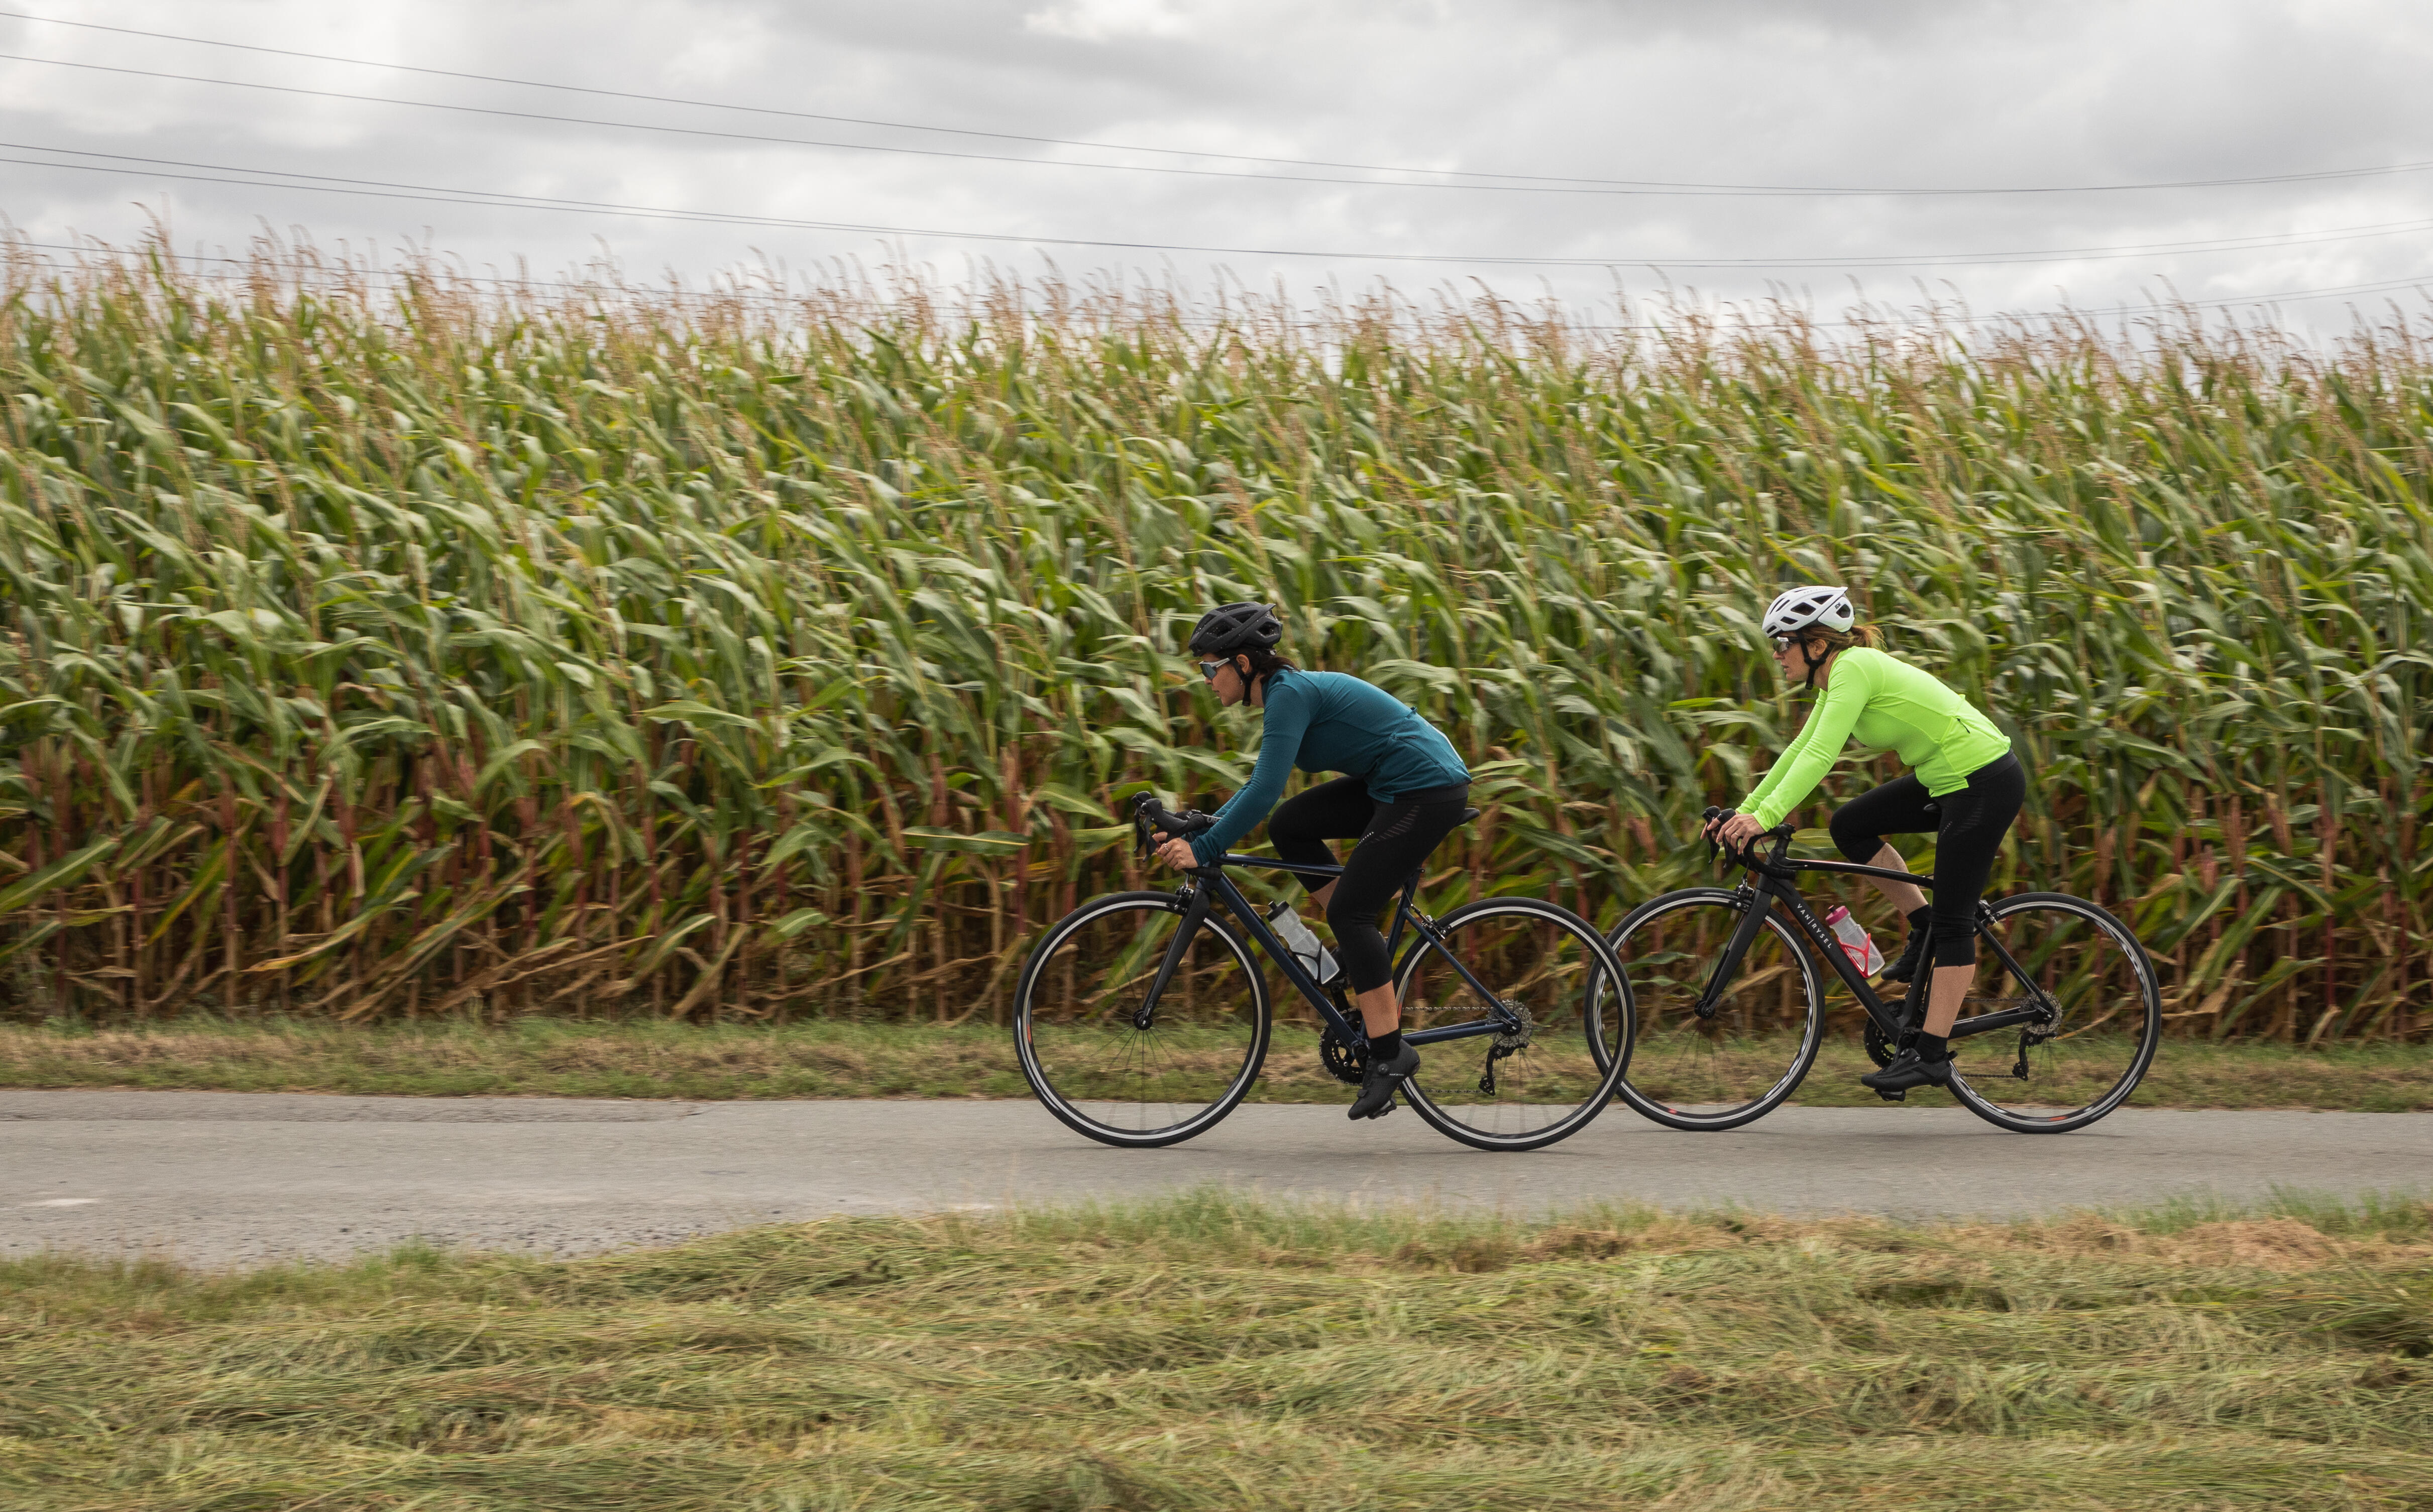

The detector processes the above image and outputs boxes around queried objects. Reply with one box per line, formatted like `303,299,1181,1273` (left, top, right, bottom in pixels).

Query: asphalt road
6,1089,2429,1264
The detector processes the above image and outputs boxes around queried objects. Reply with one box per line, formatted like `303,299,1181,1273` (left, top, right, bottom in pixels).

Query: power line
11,142,2433,272
4,41,2432,201
0,51,1615,196
11,9,1601,186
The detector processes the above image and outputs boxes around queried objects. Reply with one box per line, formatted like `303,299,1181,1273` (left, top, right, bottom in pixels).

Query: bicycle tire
1013,890,1271,1148
1944,891,2160,1134
1392,896,1635,1151
1604,887,1829,1131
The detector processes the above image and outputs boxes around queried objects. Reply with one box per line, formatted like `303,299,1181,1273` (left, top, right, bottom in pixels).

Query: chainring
1319,1025,1369,1086
1864,976,1927,1068
1861,1014,1900,1069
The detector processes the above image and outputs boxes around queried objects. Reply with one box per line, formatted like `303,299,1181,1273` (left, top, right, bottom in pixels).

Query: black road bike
1602,809,2160,1134
1013,795,1635,1151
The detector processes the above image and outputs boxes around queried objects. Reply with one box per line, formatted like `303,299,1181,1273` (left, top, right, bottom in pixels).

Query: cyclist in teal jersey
1152,602,1473,1120
1709,587,2026,1093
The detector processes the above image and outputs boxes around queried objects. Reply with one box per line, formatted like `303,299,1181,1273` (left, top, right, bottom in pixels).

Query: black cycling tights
1828,753,2027,969
1268,776,1472,994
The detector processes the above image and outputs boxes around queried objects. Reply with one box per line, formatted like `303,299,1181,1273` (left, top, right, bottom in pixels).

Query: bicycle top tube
1208,852,1343,881
1779,855,1935,891
1704,810,1931,892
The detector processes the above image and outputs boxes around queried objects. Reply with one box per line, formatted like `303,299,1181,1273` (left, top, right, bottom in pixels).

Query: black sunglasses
1198,659,1230,681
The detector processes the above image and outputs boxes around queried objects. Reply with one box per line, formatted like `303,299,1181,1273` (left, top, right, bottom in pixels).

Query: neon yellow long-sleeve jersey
1737,649,2010,828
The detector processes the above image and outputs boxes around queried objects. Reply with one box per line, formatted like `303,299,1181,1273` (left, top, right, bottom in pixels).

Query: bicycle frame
1136,851,1522,1052
1705,844,2054,1046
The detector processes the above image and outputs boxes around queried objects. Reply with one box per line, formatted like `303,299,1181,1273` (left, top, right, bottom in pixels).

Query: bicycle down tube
1722,833,2051,1046
1132,856,1519,1052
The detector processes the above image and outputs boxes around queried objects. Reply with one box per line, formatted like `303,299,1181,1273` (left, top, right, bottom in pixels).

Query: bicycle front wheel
1605,887,1828,1131
1393,897,1633,1151
1013,891,1270,1148
1944,892,2160,1134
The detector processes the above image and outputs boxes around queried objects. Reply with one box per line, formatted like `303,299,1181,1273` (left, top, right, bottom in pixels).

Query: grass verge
2,1019,2430,1110
4,1189,2431,1509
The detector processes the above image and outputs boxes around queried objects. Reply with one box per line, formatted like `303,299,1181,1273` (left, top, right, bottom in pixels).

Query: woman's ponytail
1804,624,1885,655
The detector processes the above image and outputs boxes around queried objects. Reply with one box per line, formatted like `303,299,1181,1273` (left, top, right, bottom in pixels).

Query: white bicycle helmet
1760,585,1856,641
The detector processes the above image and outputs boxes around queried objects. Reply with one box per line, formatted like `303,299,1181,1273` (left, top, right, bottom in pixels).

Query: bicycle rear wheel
1944,892,2160,1134
1393,897,1633,1151
1013,891,1270,1148
1605,888,1828,1131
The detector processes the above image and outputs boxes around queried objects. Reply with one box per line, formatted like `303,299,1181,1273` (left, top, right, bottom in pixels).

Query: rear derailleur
1478,1000,1534,1095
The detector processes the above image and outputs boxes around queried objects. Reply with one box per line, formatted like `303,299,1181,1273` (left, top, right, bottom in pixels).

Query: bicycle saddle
1458,807,1482,825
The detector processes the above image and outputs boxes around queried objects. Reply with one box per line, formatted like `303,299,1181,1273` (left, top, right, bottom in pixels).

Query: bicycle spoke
1607,890,1825,1131
1395,898,1632,1150
1945,894,2159,1132
1016,895,1269,1147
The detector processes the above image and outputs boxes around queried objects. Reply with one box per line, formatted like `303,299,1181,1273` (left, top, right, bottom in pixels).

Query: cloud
1022,0,1200,44
1,0,2426,330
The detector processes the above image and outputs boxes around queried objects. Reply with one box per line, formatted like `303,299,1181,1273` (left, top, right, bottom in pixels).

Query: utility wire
4,41,2432,200
11,142,2433,271
9,8,2433,197
0,51,1617,195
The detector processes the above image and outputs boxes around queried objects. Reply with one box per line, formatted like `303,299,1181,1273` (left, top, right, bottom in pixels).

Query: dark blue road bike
1014,795,1635,1151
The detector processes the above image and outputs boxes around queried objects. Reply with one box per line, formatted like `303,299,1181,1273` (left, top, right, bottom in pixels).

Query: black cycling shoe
1349,1042,1421,1120
1859,1049,1952,1093
1879,925,1931,985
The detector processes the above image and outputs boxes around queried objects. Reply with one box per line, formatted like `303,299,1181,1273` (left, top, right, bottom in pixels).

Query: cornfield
2,241,2428,1040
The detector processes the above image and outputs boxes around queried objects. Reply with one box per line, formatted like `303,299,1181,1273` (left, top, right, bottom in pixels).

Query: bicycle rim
1013,892,1270,1147
1945,892,2160,1134
1606,888,1827,1131
1394,897,1633,1151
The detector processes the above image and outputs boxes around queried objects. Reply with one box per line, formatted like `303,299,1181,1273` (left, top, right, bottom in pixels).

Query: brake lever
1130,793,1157,862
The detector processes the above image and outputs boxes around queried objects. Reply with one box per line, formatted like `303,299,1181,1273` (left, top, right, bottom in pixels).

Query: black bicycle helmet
1187,601,1284,656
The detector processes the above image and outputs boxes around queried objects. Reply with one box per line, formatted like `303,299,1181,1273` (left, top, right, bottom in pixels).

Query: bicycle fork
1133,881,1213,1030
1693,883,1776,1019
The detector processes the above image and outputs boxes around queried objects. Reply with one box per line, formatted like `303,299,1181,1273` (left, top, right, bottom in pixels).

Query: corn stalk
1,241,2427,1039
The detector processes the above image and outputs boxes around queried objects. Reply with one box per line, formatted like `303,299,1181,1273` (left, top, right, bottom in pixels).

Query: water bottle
1823,905,1885,976
1267,902,1341,985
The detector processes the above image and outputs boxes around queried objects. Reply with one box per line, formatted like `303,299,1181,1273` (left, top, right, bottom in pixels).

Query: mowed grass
4,1190,2431,1510
3,1018,2431,1110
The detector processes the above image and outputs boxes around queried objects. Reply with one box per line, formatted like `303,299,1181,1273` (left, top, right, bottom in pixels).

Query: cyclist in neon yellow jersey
1708,586,2024,1093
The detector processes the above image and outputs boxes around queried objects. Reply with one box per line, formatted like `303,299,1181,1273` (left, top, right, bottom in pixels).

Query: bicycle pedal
1875,1088,1907,1103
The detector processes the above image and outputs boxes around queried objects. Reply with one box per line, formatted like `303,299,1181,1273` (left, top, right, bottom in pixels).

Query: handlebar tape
1132,795,1215,847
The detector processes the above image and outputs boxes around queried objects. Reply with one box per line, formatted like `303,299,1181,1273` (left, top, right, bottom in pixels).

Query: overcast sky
4,0,2430,329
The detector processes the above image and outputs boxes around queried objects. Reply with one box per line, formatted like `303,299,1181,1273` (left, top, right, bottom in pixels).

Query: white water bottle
1823,905,1885,976
1267,902,1341,985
